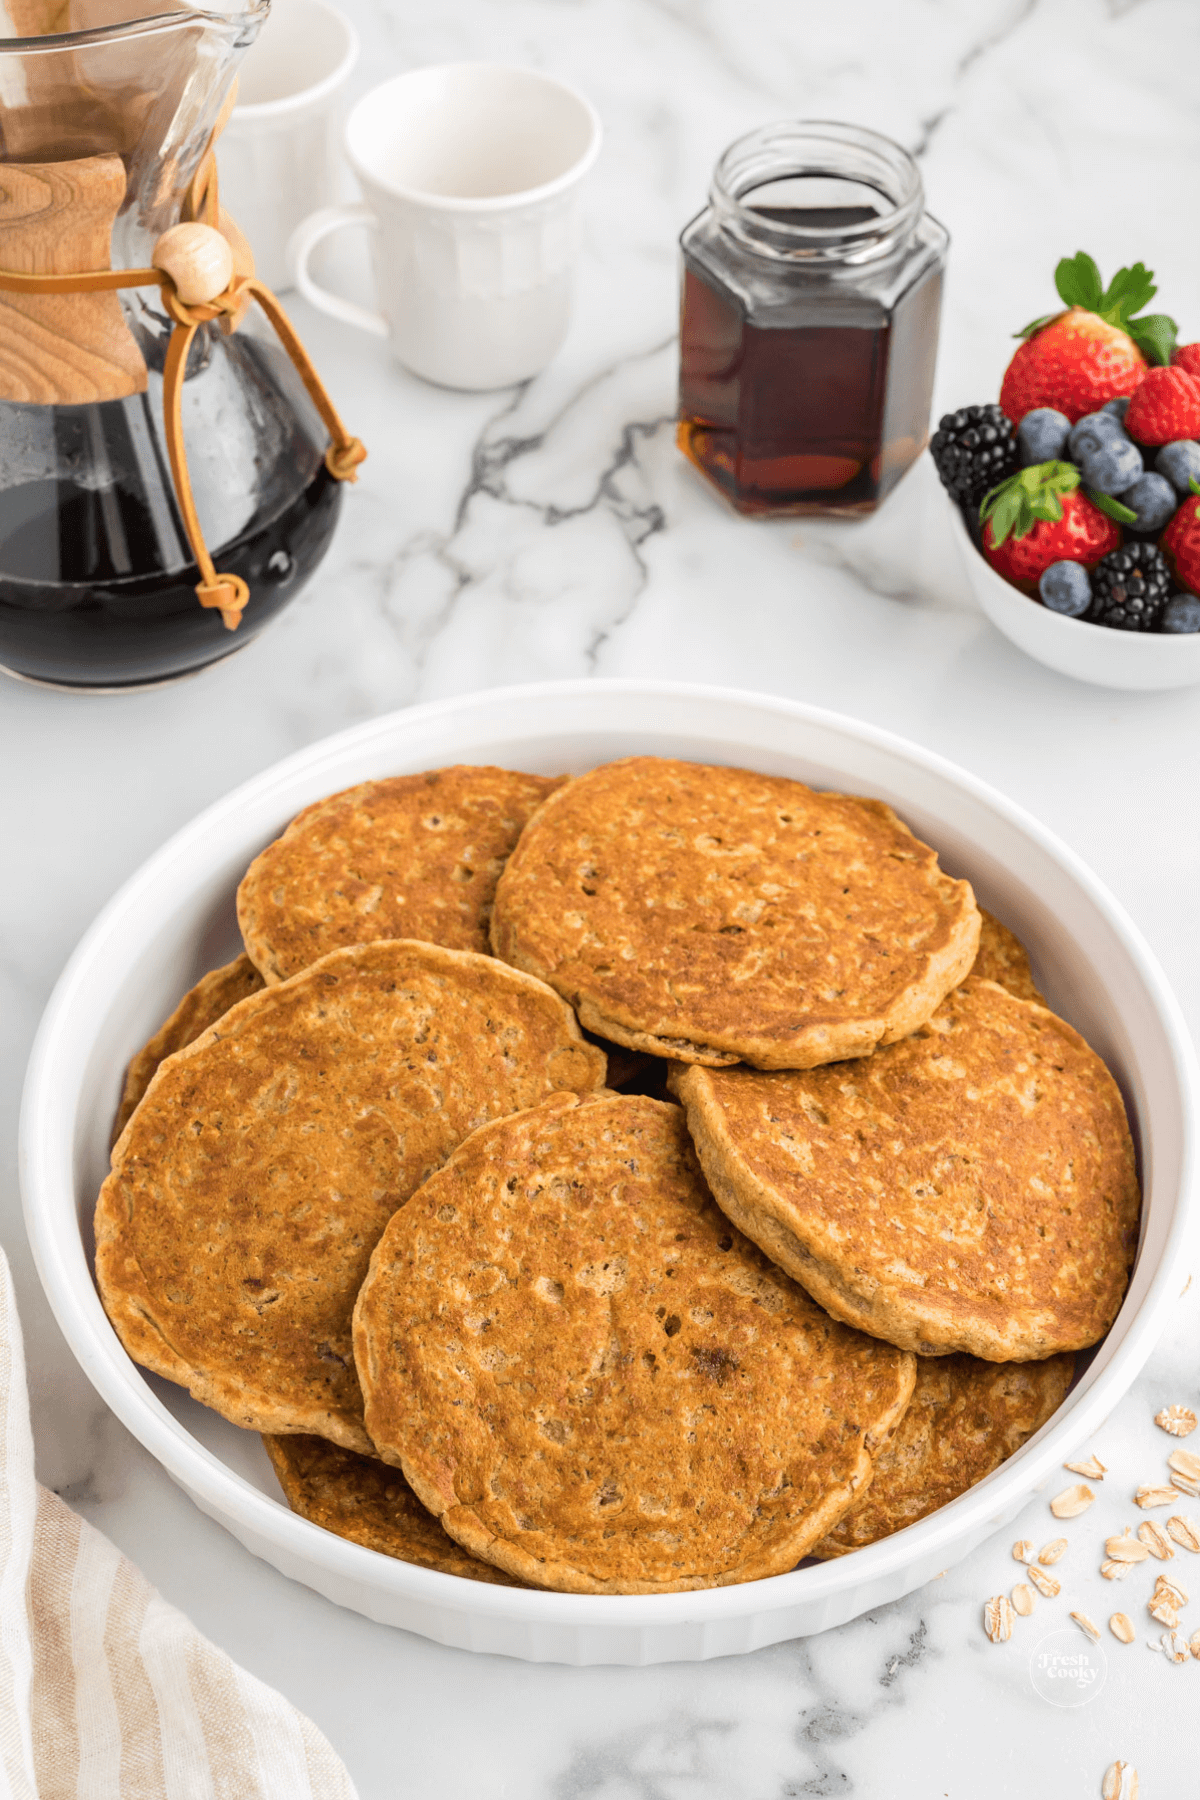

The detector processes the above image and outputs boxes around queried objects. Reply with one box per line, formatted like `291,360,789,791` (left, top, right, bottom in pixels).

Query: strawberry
1162,494,1200,596
1171,342,1200,382
1000,252,1177,424
1124,366,1200,445
980,462,1121,594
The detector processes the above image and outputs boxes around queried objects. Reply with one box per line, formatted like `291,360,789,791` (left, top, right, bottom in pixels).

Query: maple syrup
678,124,948,518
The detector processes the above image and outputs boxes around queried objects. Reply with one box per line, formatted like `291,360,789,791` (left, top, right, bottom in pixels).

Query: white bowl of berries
934,253,1200,690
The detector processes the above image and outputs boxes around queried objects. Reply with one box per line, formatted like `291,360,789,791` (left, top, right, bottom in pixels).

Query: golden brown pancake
353,1092,915,1594
672,979,1139,1361
812,1352,1075,1556
238,765,564,984
490,757,980,1069
95,940,605,1453
111,954,265,1144
972,909,1044,1005
263,1434,521,1584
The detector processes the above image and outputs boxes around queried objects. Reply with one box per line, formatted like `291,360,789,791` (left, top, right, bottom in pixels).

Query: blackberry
1088,544,1172,632
930,405,1019,511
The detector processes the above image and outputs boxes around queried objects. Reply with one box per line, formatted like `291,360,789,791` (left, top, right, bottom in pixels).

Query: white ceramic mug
218,0,359,291
287,63,602,390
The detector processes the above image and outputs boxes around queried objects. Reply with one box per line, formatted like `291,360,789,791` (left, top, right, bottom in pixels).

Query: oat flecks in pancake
812,1352,1075,1556
111,954,265,1144
353,1092,915,1595
95,941,605,1453
238,765,564,983
262,1434,522,1584
489,756,980,1069
673,979,1139,1361
972,909,1044,1005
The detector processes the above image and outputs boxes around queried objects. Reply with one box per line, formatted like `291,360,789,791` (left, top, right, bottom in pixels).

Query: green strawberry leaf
1055,253,1103,312
981,462,1079,544
1188,477,1200,497
1087,489,1138,525
1127,312,1178,367
1098,262,1157,323
1014,312,1062,341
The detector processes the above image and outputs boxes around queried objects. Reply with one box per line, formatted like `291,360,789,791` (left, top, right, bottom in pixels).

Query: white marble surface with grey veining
4,0,1200,1794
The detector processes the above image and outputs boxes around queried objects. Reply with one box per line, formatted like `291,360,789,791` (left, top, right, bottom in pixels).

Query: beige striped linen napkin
0,1250,359,1799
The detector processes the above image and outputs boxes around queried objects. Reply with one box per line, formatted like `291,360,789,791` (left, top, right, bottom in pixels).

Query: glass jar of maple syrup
678,121,948,517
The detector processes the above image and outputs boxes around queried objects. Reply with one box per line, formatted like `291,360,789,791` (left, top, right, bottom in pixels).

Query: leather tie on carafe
0,148,366,633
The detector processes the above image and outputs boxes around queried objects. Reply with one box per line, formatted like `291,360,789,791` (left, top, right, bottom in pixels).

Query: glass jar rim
709,119,925,263
0,0,266,52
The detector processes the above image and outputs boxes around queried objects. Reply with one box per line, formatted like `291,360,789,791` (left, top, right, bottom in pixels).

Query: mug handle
286,205,388,338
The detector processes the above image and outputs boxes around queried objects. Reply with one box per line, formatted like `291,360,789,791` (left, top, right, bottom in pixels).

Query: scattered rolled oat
1136,1484,1183,1509
1026,1564,1060,1598
1191,1629,1200,1661
1101,1559,1133,1581
1163,1630,1190,1665
1050,1483,1094,1519
1166,1515,1200,1553
1168,1448,1200,1495
1109,1613,1135,1644
1065,1455,1106,1480
984,1595,1013,1643
1155,1404,1197,1438
1013,1538,1035,1563
1137,1519,1174,1560
1148,1590,1179,1629
1012,1582,1035,1617
1104,1532,1149,1564
1038,1538,1068,1565
1153,1574,1188,1608
1102,1761,1138,1800
1071,1610,1101,1643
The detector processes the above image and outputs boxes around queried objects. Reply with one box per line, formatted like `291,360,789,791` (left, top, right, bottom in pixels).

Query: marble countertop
4,0,1200,1793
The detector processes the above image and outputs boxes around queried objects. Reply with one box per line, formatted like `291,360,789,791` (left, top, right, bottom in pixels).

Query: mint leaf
1100,262,1157,323
1127,313,1178,367
1088,490,1138,525
1055,253,1103,312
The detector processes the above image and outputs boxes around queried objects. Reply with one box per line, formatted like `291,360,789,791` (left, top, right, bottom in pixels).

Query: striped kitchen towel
0,1250,358,1799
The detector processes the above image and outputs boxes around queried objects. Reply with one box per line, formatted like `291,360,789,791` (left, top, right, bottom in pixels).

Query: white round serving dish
948,498,1200,690
20,680,1198,1665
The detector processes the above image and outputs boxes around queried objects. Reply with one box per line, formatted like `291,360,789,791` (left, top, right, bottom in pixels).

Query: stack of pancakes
96,758,1138,1594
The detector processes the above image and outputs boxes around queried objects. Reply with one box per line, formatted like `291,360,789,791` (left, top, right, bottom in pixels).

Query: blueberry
1103,396,1132,422
1161,592,1200,634
1017,408,1071,466
1074,434,1144,495
1117,472,1177,535
1069,411,1128,462
1038,560,1092,617
1155,440,1200,496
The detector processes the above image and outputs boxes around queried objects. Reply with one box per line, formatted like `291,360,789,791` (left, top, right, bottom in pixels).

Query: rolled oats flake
1050,1483,1094,1519
984,1595,1013,1643
1136,1519,1173,1560
1038,1537,1068,1565
1155,1404,1197,1438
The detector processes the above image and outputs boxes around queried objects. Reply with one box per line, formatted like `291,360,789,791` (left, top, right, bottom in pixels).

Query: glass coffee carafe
0,0,349,689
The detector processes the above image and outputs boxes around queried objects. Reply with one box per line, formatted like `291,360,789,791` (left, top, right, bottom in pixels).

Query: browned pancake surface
490,757,979,1068
673,980,1139,1360
112,954,266,1144
238,765,564,983
813,1352,1074,1556
95,941,604,1452
972,909,1044,1004
354,1092,915,1594
263,1434,521,1583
